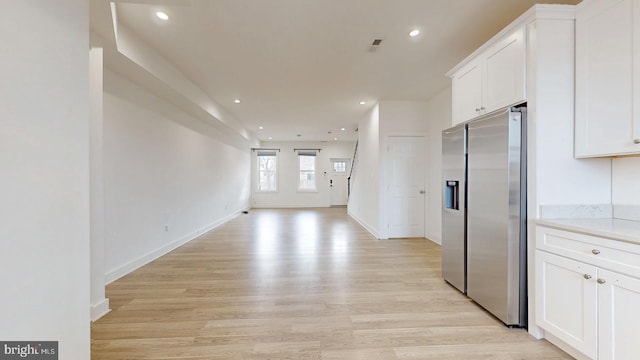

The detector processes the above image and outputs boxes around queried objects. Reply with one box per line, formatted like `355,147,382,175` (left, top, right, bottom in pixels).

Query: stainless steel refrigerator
441,106,527,327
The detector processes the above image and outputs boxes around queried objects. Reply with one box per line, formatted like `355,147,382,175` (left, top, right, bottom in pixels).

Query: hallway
91,208,568,359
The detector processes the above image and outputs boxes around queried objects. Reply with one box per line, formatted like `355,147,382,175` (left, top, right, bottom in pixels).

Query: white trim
252,204,328,209
90,298,110,322
348,208,379,239
384,131,429,138
105,210,246,284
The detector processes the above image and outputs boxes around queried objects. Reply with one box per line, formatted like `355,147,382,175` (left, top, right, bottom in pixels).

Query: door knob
592,249,600,255
634,139,640,144
583,274,592,280
597,278,606,284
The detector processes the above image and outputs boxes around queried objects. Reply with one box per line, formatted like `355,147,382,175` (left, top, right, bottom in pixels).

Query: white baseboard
105,210,245,284
347,209,379,239
425,232,442,245
251,205,331,209
527,322,544,340
90,298,110,322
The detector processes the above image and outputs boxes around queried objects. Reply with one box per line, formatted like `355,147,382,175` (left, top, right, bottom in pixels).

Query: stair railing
347,140,358,198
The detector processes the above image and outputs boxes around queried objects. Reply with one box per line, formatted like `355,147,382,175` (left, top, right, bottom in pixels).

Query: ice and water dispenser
444,180,459,210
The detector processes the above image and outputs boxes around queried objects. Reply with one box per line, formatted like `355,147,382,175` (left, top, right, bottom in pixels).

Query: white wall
252,141,356,208
103,69,252,283
90,43,109,321
379,101,429,135
0,1,90,357
348,105,381,237
612,157,640,205
424,88,453,245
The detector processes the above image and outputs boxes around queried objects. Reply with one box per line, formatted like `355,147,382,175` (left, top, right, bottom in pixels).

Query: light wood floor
92,208,571,359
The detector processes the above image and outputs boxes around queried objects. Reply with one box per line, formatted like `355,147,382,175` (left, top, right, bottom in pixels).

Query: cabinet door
575,0,640,157
536,251,598,359
484,26,526,113
598,269,640,360
452,58,483,125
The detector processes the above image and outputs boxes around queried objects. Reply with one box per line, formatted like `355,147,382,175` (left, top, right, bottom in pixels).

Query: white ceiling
91,0,580,142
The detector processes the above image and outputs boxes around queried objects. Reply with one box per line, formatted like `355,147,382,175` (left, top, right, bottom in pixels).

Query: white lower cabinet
535,226,640,359
597,269,640,360
536,251,598,359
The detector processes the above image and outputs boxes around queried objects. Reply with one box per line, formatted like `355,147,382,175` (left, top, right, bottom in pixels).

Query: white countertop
536,218,640,245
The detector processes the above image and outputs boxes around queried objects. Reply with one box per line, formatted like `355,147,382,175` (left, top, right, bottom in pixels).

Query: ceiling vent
369,38,383,52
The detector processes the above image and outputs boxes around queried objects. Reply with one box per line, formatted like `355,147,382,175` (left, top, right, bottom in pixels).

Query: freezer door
441,124,466,293
466,108,524,326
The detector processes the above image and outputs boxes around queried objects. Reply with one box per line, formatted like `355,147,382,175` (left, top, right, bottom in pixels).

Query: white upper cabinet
451,58,483,124
575,0,640,157
484,28,526,113
449,26,525,126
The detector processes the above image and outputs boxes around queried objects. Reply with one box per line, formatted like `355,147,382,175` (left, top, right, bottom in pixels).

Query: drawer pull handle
634,139,640,144
475,108,481,112
597,278,606,284
592,249,601,255
583,274,592,280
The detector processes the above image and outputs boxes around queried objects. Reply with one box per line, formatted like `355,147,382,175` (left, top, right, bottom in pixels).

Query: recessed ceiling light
156,11,169,20
359,101,366,105
258,126,264,130
409,29,420,37
341,128,346,131
268,137,273,140
334,137,338,141
234,99,241,104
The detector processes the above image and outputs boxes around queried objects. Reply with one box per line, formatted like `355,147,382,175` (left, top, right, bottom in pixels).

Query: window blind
257,150,278,157
297,150,317,157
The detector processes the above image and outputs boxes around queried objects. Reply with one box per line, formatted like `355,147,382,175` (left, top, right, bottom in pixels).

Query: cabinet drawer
536,226,640,279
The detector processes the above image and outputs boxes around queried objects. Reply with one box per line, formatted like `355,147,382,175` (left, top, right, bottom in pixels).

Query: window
257,151,277,192
332,160,348,173
298,151,316,191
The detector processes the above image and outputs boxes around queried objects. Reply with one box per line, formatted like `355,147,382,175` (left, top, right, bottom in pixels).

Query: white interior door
329,159,349,206
388,136,425,238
